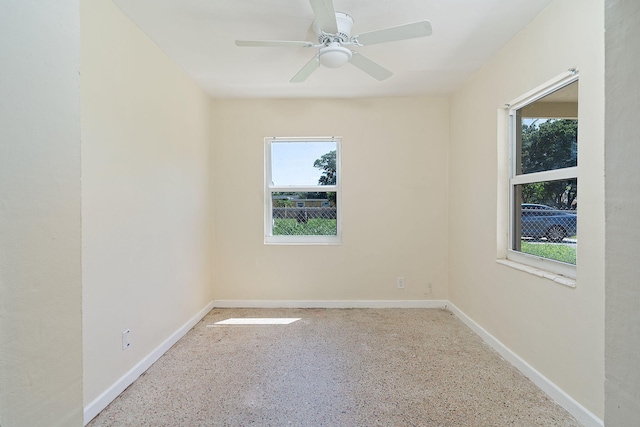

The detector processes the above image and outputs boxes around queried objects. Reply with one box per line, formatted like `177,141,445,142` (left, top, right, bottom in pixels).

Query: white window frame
506,70,579,279
264,137,342,245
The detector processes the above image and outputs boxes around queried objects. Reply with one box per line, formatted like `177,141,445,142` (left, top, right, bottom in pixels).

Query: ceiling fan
235,0,432,83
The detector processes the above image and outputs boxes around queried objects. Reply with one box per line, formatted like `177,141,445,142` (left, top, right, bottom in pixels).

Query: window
265,137,341,244
507,72,578,278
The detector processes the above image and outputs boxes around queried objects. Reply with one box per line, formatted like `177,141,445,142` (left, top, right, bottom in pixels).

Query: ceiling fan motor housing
315,11,354,68
314,12,353,44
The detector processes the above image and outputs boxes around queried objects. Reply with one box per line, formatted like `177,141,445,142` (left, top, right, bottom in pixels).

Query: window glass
271,141,337,186
514,179,577,265
272,192,337,236
518,119,577,174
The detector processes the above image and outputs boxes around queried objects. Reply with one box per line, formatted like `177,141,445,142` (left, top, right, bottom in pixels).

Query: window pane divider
269,185,338,192
511,166,578,185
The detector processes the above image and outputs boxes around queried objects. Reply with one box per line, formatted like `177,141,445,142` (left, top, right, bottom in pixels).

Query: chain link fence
513,179,578,264
514,203,578,265
520,204,577,243
272,207,337,236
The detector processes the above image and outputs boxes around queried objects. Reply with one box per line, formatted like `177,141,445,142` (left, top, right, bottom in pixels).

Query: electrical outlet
122,329,131,350
397,277,405,289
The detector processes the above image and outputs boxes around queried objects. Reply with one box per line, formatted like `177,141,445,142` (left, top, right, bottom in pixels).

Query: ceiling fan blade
355,20,432,46
309,0,338,33
291,55,320,83
349,52,393,81
235,40,314,48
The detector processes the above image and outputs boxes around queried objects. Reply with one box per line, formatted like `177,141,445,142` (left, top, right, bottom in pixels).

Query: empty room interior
2,0,639,426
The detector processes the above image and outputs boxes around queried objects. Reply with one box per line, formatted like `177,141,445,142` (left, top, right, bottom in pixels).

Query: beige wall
604,0,640,424
0,1,83,426
212,97,449,302
449,0,604,418
81,0,214,406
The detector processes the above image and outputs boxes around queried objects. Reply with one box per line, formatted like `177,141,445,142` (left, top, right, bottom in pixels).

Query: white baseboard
83,300,215,426
447,303,603,427
212,299,449,309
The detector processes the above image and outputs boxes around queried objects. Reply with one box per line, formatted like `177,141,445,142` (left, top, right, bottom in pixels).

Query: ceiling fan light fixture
319,42,352,68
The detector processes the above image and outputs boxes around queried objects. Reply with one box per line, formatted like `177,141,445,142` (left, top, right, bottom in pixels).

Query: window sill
265,235,342,245
496,259,576,288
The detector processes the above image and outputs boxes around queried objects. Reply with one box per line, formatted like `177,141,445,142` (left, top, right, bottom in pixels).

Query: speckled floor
88,308,581,426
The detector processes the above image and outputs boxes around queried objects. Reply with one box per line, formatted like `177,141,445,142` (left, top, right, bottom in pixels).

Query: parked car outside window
521,203,577,242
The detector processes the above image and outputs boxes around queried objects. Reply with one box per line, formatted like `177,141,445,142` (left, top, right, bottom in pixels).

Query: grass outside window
520,241,576,265
273,218,337,236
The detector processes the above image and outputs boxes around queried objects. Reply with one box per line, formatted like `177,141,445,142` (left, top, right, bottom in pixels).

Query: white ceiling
112,0,554,99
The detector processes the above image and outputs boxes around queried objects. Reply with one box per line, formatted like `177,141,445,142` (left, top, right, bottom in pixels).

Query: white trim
510,166,578,185
496,259,576,287
267,136,340,143
212,299,448,309
265,235,342,245
265,137,342,245
270,185,339,192
507,70,579,112
506,72,579,277
83,300,215,426
506,250,576,280
447,302,603,427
